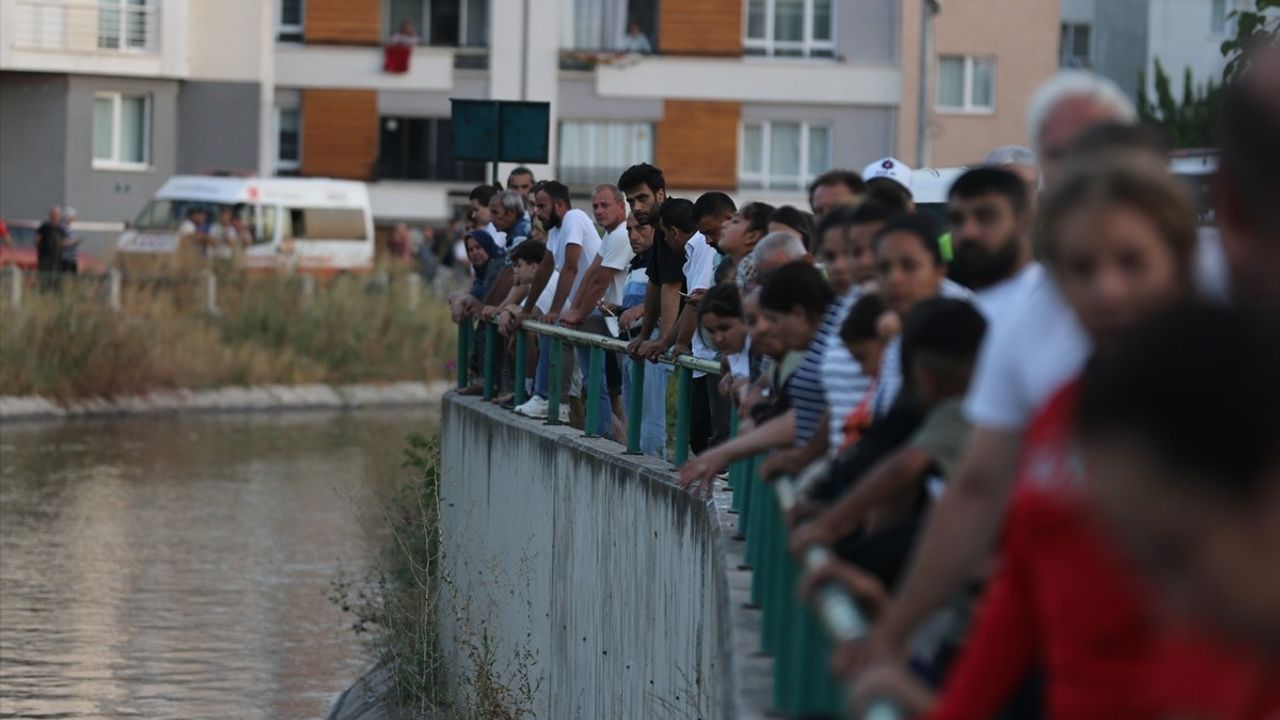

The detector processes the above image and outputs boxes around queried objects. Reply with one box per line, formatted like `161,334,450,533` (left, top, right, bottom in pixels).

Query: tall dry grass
0,272,456,400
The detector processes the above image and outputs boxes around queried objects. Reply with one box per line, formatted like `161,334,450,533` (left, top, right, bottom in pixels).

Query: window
557,121,653,186
1211,0,1229,34
937,55,995,113
93,93,150,169
376,117,485,181
383,0,488,47
98,0,153,51
283,208,367,241
739,121,831,190
1059,22,1091,67
278,0,303,41
133,200,277,245
276,106,301,174
744,0,834,58
560,0,656,52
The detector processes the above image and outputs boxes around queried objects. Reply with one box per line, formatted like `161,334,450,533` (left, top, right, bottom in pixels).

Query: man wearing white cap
862,157,913,193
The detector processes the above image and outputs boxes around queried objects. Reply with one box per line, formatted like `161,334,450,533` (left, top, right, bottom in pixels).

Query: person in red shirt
1078,303,1280,719
852,149,1201,719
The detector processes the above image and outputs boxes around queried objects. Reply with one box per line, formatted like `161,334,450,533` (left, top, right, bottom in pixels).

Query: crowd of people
449,47,1280,719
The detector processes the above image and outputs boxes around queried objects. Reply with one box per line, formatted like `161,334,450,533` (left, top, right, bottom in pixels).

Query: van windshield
133,200,276,245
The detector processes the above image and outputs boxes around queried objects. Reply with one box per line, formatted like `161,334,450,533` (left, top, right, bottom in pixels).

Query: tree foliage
1138,57,1222,148
1221,0,1280,82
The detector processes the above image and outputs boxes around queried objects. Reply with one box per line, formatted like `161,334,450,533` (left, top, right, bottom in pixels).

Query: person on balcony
384,19,418,74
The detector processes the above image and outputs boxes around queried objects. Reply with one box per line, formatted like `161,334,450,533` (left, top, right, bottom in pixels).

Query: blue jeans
621,333,670,460
574,314,613,437
534,334,577,402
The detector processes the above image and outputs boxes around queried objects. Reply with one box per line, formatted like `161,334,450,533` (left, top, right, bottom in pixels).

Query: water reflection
0,410,437,719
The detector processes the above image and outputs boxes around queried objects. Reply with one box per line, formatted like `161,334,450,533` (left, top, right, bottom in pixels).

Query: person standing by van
35,206,65,288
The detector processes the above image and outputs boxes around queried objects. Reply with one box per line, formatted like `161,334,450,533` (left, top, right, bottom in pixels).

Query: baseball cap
862,157,913,192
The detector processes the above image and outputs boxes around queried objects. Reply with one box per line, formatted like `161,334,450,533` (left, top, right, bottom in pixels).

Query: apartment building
1,0,1062,237
899,0,1062,168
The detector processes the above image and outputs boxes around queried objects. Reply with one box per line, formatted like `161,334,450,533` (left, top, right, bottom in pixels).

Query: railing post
546,336,562,425
673,365,692,466
584,345,603,437
203,269,220,316
301,273,315,308
456,319,472,389
5,265,21,307
406,272,421,311
513,327,528,408
625,355,645,454
107,267,122,312
482,321,497,401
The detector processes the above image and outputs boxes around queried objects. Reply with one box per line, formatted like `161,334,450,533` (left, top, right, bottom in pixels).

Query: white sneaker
514,396,549,419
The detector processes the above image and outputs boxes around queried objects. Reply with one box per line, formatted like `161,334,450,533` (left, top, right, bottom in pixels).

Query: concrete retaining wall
440,395,763,719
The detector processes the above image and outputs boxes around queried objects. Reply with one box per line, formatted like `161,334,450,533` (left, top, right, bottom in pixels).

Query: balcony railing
12,0,160,53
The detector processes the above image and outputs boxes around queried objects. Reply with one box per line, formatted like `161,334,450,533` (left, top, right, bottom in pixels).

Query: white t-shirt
546,208,602,312
681,232,719,378
533,270,561,315
963,270,1089,430
822,287,874,452
727,335,753,380
973,262,1042,323
483,221,507,249
598,222,635,307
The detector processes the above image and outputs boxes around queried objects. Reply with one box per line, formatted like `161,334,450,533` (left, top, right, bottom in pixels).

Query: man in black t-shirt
35,206,65,289
619,164,685,361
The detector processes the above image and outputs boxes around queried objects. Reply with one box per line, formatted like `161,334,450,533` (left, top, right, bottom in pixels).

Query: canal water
0,409,438,719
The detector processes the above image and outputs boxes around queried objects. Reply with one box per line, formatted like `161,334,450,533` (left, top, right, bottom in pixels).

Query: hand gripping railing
457,317,718,462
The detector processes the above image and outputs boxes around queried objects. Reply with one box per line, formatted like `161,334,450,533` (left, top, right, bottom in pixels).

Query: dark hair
874,213,945,266
714,256,736,285
758,262,835,319
1079,302,1280,502
807,170,866,209
766,204,808,245
1219,59,1280,237
692,191,737,223
508,239,547,266
840,292,887,344
618,163,666,194
507,166,535,184
900,297,987,386
658,197,696,234
469,184,500,204
1037,158,1197,282
948,166,1031,216
818,200,906,247
538,180,572,208
697,282,743,318
865,177,914,212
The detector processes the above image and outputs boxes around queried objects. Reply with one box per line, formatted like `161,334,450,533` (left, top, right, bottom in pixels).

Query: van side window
282,207,365,241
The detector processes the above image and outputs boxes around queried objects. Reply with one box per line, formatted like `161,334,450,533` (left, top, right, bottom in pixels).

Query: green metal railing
457,317,718,456
456,317,901,718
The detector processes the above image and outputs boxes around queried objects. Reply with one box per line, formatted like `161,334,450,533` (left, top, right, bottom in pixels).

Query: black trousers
690,374,731,454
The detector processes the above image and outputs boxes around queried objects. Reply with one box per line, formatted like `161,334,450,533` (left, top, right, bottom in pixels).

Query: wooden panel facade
304,0,381,45
300,89,378,180
659,0,743,56
654,100,741,189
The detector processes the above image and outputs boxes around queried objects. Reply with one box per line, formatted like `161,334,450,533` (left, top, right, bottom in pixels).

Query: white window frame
737,120,832,191
92,92,151,171
96,0,154,52
1059,22,1092,67
1210,0,1229,35
277,0,304,38
275,105,302,173
743,0,836,59
936,55,996,115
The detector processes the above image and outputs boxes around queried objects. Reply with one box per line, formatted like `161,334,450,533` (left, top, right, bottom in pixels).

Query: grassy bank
332,435,539,719
0,273,456,401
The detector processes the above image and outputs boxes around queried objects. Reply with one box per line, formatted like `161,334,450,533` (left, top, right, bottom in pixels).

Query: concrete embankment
438,394,772,719
0,381,453,423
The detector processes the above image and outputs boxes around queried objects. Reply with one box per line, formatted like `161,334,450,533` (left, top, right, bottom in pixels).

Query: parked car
0,218,105,274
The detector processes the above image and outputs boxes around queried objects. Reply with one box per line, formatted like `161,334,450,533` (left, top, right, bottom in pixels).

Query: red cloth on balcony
383,44,411,74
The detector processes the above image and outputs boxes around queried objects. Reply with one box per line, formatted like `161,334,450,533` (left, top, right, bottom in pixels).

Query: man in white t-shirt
855,70,1139,681
561,184,633,438
515,181,601,421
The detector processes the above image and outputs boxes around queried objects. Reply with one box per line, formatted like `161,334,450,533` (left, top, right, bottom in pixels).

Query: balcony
11,0,159,54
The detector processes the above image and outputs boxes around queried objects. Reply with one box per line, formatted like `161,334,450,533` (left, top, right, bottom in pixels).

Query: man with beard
945,166,1039,321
